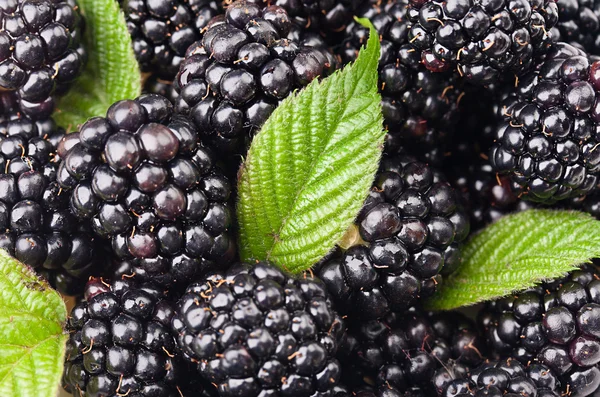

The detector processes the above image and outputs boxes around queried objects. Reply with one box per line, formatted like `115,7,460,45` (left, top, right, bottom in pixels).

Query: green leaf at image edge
54,0,141,128
0,250,67,397
237,18,385,273
427,209,600,311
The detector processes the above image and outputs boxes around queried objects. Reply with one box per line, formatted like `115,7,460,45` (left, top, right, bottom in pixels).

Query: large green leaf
428,209,600,310
0,250,67,397
54,0,141,128
237,18,385,273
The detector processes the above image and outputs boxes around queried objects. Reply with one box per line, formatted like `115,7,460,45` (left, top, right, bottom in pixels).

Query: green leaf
54,0,141,128
0,250,67,397
427,209,600,310
237,18,385,273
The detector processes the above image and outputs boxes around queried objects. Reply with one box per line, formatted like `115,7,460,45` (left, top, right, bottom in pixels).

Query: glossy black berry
480,264,600,396
123,0,222,79
316,152,470,320
490,43,600,203
338,309,485,396
0,0,86,119
439,359,561,397
339,0,464,164
171,261,346,397
174,0,338,156
0,92,100,295
402,0,558,85
62,278,208,396
56,94,236,287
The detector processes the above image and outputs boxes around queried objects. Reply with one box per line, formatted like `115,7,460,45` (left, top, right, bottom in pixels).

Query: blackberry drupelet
144,75,179,105
174,0,338,155
0,92,99,295
316,153,470,320
123,0,222,79
404,0,558,85
62,277,198,396
490,42,600,203
439,358,561,397
0,0,86,119
337,310,485,396
171,261,346,397
552,0,600,55
480,263,600,396
340,0,464,164
56,94,236,287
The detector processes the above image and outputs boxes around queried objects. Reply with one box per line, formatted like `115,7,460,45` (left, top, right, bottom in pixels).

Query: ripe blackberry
340,0,464,165
337,310,485,396
56,94,235,287
174,0,338,154
404,0,558,85
123,0,223,79
551,0,600,55
62,277,200,396
439,358,561,397
480,263,600,396
316,152,470,320
171,261,346,397
0,0,86,119
490,42,600,204
0,93,99,295
243,0,363,41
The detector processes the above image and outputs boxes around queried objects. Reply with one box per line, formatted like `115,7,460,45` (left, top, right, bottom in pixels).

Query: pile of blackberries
4,0,600,396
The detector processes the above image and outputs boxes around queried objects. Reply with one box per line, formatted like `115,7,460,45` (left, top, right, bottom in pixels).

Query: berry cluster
124,0,223,79
491,43,600,203
171,262,346,396
318,152,470,320
173,1,338,154
0,0,86,118
56,94,235,286
480,264,600,396
340,0,465,164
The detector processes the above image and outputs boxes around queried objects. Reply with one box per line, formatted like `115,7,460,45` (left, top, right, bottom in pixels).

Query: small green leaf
54,0,141,128
427,209,600,310
0,250,67,397
237,18,385,273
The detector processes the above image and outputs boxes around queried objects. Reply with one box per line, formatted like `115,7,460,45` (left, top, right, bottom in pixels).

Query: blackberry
316,152,470,320
340,0,464,165
123,0,223,79
243,0,363,41
0,0,86,119
439,358,561,397
490,42,600,204
174,0,338,155
480,263,600,396
552,0,600,55
171,261,346,397
56,94,236,287
404,0,558,85
62,277,200,396
0,93,99,295
337,309,485,396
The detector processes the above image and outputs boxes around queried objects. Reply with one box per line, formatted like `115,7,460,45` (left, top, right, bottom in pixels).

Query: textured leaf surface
428,210,600,310
0,250,67,397
237,19,385,273
54,0,141,128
